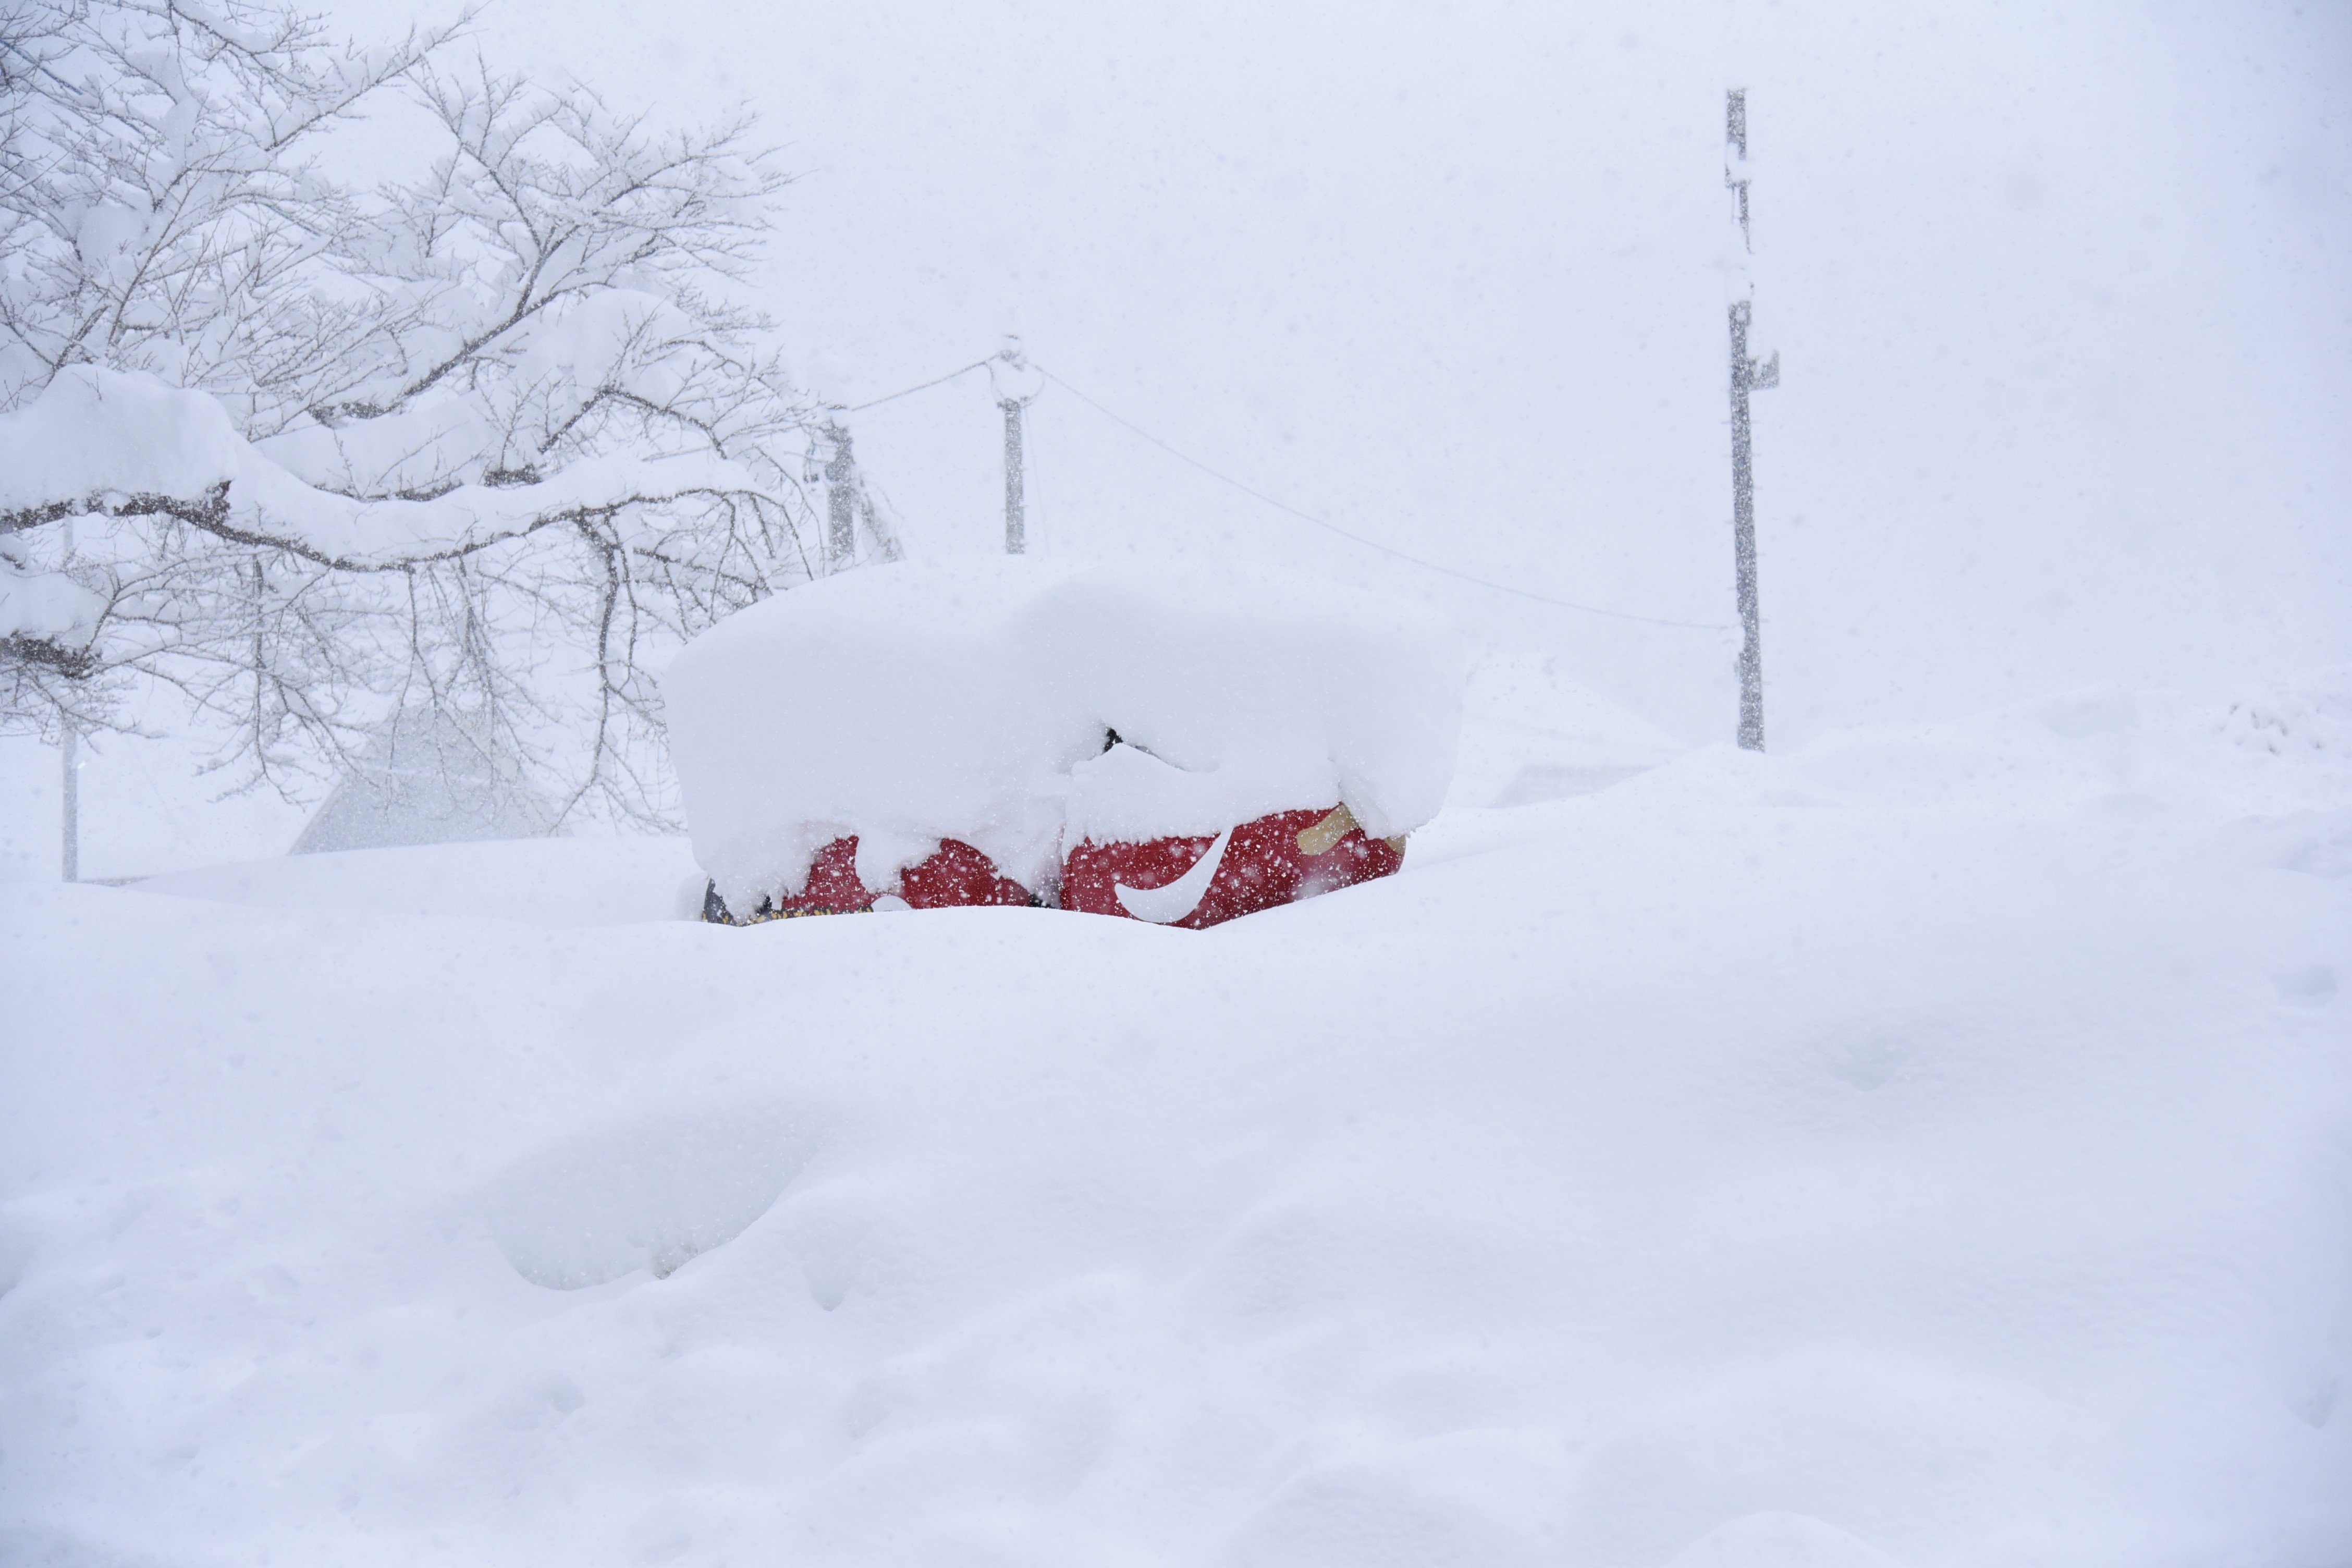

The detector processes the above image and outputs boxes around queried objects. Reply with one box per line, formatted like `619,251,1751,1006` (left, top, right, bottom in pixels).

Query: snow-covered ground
4,675,2347,1567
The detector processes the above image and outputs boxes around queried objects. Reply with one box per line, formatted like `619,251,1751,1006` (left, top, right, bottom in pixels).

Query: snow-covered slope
1447,647,1693,809
3,678,2347,1568
133,836,705,927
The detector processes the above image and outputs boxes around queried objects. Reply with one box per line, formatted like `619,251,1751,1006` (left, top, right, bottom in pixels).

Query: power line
1032,365,1729,631
843,358,994,413
828,350,1729,631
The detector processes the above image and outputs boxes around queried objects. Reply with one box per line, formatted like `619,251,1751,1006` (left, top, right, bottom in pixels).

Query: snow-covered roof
291,708,556,857
661,557,1464,908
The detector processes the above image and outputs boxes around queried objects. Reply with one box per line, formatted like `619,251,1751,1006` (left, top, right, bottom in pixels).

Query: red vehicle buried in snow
1060,802,1405,929
703,801,1407,930
699,835,1033,923
664,558,1462,930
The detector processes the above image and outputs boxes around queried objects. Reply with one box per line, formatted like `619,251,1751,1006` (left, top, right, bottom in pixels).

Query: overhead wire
1032,365,1729,631
842,358,994,413
1023,379,1048,556
827,351,1730,631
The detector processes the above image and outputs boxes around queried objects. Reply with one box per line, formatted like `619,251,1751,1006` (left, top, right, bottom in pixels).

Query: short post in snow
822,420,859,571
60,718,78,883
1724,87,1779,752
988,340,1044,555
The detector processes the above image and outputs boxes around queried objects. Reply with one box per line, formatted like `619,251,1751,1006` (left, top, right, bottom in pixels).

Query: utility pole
999,397,1027,555
1724,88,1779,752
822,421,859,571
987,339,1044,555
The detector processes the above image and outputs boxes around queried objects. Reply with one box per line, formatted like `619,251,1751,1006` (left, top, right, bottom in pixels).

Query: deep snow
662,558,1463,906
4,677,2348,1567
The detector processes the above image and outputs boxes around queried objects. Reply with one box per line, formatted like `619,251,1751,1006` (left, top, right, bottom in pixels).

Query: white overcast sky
352,0,2348,740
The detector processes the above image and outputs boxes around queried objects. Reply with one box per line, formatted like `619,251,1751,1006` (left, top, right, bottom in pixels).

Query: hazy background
7,0,2347,876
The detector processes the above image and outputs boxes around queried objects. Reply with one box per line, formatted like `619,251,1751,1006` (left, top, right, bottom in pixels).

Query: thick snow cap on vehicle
662,557,1464,914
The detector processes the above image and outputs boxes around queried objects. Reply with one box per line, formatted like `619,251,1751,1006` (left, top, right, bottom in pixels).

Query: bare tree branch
0,2,871,827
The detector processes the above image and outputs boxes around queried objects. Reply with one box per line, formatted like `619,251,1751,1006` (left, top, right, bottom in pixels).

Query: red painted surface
741,835,1032,920
769,836,875,915
897,837,1034,910
718,812,1399,928
1061,804,1403,930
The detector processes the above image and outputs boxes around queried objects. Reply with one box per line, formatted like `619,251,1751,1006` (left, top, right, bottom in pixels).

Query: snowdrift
1447,647,1692,808
5,673,2347,1566
661,557,1464,922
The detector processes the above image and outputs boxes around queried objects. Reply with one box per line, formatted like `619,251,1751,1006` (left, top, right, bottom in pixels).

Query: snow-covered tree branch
0,0,879,826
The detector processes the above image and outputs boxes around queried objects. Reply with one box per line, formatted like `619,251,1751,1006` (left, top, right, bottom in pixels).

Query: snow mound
1788,677,2352,817
485,1104,822,1289
291,708,555,856
1621,672,2352,820
1448,646,1689,808
662,557,1464,910
1661,1512,1907,1568
131,836,702,926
